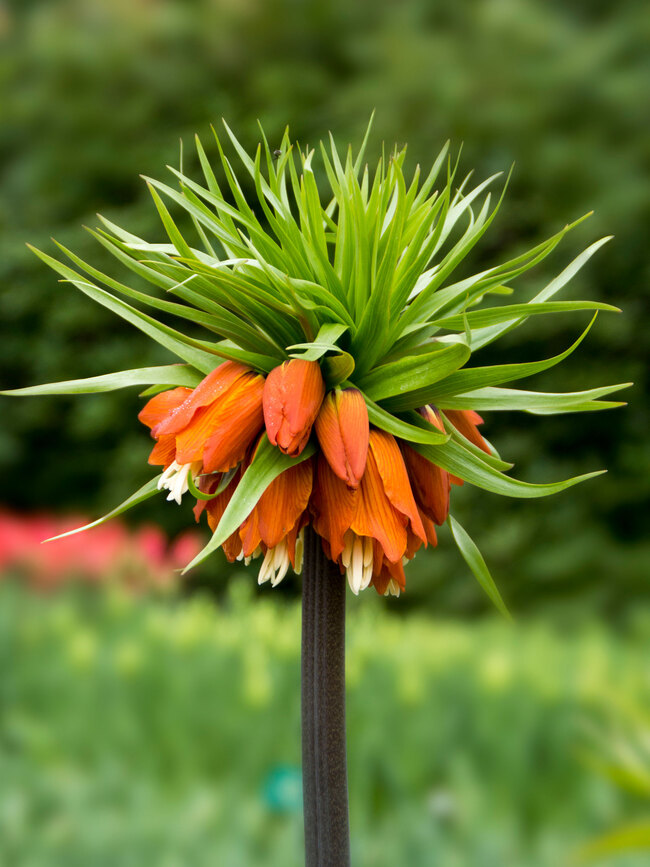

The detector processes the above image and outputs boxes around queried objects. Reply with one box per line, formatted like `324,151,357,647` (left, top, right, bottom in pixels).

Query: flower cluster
6,119,627,608
140,358,488,595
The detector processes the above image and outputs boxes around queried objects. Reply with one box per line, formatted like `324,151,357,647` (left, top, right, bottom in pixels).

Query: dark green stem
301,527,350,867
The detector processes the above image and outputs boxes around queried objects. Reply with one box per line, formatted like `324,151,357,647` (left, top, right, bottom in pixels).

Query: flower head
12,119,628,608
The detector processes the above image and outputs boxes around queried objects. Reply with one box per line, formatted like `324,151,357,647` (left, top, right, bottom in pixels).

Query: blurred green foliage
0,581,648,865
1,0,648,616
573,705,650,863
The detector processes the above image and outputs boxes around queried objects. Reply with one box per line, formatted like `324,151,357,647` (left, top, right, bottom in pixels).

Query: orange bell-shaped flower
151,361,265,473
239,457,313,586
311,429,426,594
314,387,369,488
263,359,325,456
138,386,193,468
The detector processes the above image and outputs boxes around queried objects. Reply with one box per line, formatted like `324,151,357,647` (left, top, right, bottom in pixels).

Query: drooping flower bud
400,404,452,526
401,445,450,527
444,409,491,454
314,388,369,488
263,359,325,456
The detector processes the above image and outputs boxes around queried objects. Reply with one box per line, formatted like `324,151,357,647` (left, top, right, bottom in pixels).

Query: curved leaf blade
1,365,202,397
470,236,613,350
363,396,449,445
44,476,162,542
28,246,221,374
413,439,604,498
437,383,632,414
434,300,619,331
448,515,511,619
425,315,599,400
356,336,470,409
183,436,315,572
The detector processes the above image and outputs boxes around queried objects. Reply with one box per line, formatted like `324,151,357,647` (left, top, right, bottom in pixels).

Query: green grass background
1,580,648,866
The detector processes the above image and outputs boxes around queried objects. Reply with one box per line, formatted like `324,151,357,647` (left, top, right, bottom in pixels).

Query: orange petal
285,518,307,569
368,430,427,546
202,472,243,562
350,442,408,563
444,409,491,455
152,362,251,439
263,359,325,456
239,504,261,559
372,557,406,595
240,458,313,553
148,434,177,468
175,373,264,469
193,473,222,522
202,379,265,472
314,388,369,487
139,387,192,430
310,455,357,561
419,512,438,547
401,443,450,526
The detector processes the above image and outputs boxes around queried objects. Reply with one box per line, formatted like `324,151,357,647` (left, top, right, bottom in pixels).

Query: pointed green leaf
1,365,203,397
447,515,511,619
425,316,599,399
434,300,619,330
183,436,315,572
438,383,632,414
363,397,449,445
45,477,163,541
356,336,470,409
470,236,612,349
413,439,604,498
287,322,348,361
28,246,221,374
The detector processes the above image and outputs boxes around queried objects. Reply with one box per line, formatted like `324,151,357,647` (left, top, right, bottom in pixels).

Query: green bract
3,118,629,609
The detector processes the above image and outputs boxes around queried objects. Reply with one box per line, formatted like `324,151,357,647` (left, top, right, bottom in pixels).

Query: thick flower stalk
4,118,629,607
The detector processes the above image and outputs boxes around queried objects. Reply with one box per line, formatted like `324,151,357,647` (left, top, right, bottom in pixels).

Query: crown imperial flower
7,119,628,609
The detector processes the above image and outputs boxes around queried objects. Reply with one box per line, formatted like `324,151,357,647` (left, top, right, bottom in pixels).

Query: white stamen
384,578,401,597
157,460,201,505
350,535,364,594
361,536,374,591
271,545,290,587
245,546,262,567
237,545,262,565
341,530,354,569
257,540,290,588
294,529,305,575
363,537,374,568
344,532,374,595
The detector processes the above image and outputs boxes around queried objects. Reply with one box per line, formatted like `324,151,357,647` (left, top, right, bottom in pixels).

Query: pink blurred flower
0,509,203,591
